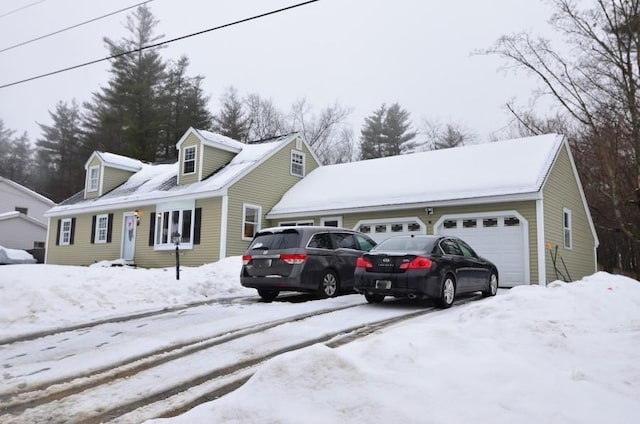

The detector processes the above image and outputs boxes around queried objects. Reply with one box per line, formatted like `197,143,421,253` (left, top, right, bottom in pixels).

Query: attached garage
434,212,529,287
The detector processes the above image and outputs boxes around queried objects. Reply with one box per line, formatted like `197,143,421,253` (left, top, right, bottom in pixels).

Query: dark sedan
354,235,498,308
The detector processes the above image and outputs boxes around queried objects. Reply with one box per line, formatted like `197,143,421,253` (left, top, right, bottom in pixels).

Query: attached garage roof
268,134,564,217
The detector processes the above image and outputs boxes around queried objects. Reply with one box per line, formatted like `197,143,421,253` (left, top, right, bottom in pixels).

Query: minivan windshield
248,230,301,250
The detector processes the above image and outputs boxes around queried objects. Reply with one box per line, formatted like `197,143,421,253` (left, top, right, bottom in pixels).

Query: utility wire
0,0,154,54
0,0,319,90
0,0,49,19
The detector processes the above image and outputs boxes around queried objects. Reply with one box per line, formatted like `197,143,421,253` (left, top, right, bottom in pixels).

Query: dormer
84,152,143,199
176,127,244,185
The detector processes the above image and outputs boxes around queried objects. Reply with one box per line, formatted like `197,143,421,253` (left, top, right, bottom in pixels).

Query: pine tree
35,100,86,201
84,4,166,162
0,119,15,177
213,86,249,141
382,103,416,155
359,105,387,159
159,56,213,159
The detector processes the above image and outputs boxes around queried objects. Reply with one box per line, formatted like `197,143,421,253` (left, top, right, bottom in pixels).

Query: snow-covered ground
1,260,639,423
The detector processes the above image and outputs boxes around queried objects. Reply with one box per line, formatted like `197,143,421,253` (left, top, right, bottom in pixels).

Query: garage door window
358,224,371,234
463,219,477,228
443,219,457,229
505,217,520,226
483,218,497,227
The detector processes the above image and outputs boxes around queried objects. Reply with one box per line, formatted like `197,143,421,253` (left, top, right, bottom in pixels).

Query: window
355,234,376,252
155,209,194,246
321,216,342,227
60,218,72,245
407,222,421,231
88,166,99,191
15,207,28,215
504,217,520,227
95,214,109,243
483,218,497,228
358,224,371,234
463,219,477,228
33,241,45,249
243,204,261,240
291,150,305,177
375,224,387,233
563,208,572,249
183,146,196,175
332,233,358,249
443,219,457,229
308,233,333,249
279,220,314,227
391,224,403,232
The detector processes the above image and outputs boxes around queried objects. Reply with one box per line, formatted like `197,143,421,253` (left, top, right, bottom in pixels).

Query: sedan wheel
257,289,279,302
364,293,385,304
482,273,498,298
437,275,456,309
318,270,339,298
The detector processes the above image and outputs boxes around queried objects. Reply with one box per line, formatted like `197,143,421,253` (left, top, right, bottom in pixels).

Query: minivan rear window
248,230,301,250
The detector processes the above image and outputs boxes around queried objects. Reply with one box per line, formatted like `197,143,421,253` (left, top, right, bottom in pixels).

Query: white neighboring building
0,177,55,251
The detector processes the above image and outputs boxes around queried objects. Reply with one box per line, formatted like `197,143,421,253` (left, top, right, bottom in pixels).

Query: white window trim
182,145,197,176
95,214,109,244
290,150,305,177
242,204,262,241
563,208,573,250
321,216,343,227
154,200,196,250
353,216,427,235
87,165,100,192
279,220,314,227
60,218,72,246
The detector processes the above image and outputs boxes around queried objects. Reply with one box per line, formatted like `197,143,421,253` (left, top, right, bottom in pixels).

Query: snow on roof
48,133,298,215
269,134,564,217
0,211,47,227
194,129,245,151
95,152,145,171
0,177,55,206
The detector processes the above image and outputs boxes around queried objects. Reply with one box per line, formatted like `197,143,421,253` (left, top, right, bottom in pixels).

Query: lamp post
171,232,181,280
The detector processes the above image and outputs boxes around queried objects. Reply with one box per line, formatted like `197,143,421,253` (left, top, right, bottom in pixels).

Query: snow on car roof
269,134,564,216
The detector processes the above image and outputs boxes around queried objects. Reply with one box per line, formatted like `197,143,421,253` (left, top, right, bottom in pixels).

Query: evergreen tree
382,103,416,155
360,103,416,159
213,86,249,141
84,4,166,162
36,100,86,201
0,119,15,177
159,56,213,159
359,105,387,159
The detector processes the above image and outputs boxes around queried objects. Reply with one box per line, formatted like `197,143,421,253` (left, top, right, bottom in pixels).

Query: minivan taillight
356,256,373,269
242,255,252,265
399,256,432,270
280,253,307,264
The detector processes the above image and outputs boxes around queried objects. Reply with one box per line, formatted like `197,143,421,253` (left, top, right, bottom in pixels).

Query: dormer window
183,146,196,175
88,166,100,191
291,150,305,177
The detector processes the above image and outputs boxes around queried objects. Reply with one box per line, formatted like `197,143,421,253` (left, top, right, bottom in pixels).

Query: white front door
121,212,137,262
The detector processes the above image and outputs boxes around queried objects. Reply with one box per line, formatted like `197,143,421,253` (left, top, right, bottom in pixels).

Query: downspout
44,216,51,264
536,198,546,286
219,195,229,260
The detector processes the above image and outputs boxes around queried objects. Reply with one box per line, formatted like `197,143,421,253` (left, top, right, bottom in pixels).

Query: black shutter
70,218,76,245
149,212,156,246
107,213,113,243
56,219,61,246
90,216,96,243
194,208,202,245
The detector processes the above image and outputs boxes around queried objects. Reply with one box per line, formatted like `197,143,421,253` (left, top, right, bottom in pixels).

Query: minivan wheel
482,273,498,298
318,270,339,298
364,293,385,304
437,275,456,309
257,288,279,302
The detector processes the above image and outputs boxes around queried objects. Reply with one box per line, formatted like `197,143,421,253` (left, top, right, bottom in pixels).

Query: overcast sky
0,0,558,145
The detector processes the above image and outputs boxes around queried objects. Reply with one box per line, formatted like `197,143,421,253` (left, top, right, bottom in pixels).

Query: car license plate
376,280,391,289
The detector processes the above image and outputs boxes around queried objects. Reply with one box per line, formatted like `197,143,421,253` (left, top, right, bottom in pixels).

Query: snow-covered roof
47,133,299,216
0,177,55,206
85,152,145,172
0,211,47,228
194,128,245,152
268,134,565,218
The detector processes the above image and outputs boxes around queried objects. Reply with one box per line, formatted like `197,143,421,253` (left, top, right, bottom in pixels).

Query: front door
121,212,137,262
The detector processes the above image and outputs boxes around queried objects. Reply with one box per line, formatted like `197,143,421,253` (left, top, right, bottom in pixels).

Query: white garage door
436,214,527,287
355,218,426,243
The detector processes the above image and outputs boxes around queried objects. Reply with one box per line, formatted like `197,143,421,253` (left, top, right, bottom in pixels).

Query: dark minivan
241,226,376,301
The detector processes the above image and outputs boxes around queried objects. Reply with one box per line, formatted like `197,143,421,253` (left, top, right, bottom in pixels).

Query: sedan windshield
373,236,437,252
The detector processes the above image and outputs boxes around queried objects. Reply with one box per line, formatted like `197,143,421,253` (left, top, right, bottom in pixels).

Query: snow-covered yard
1,260,639,423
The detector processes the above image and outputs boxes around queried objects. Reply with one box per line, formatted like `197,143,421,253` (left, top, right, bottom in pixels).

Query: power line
0,0,49,19
0,0,320,90
0,1,154,54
